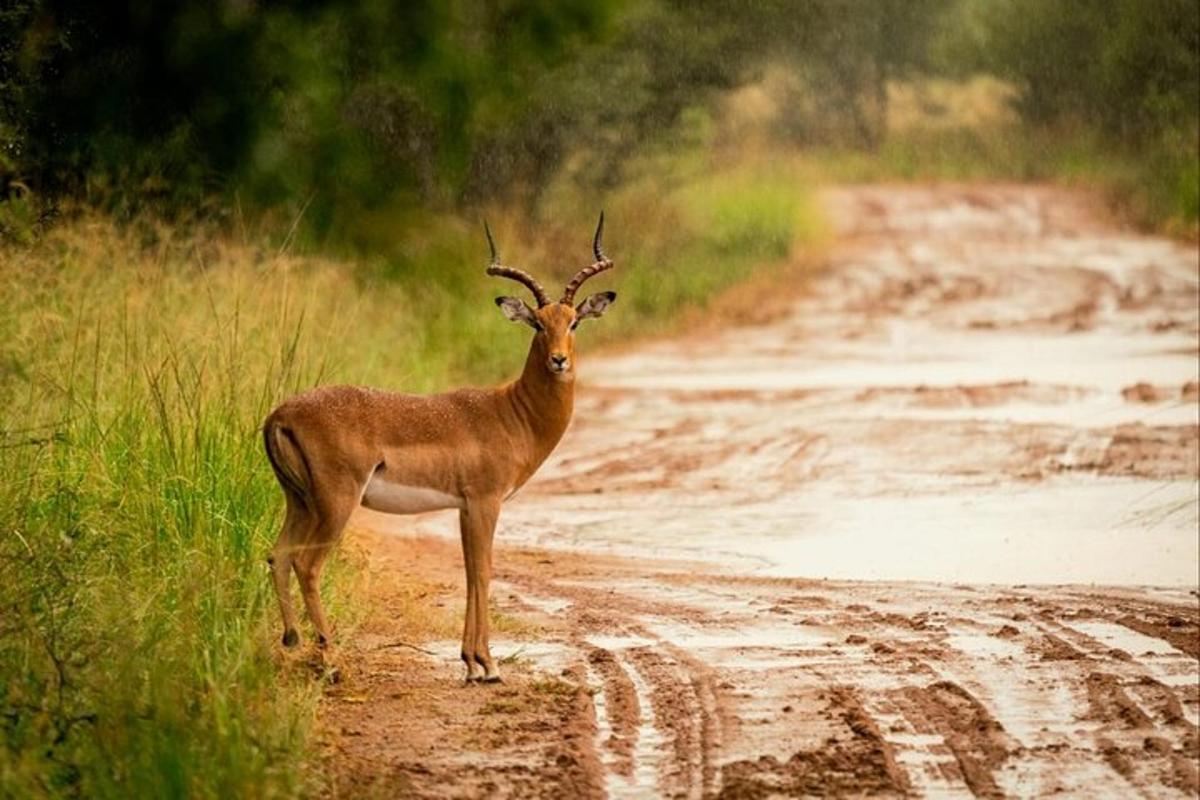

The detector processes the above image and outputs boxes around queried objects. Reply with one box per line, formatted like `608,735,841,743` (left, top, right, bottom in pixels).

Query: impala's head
486,213,617,382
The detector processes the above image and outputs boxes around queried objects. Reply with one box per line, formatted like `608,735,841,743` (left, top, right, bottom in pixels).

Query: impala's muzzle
548,353,570,374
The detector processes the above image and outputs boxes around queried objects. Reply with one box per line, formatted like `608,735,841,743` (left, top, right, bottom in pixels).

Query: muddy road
321,186,1199,798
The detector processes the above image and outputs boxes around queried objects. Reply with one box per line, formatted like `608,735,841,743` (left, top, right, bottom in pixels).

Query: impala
262,215,617,682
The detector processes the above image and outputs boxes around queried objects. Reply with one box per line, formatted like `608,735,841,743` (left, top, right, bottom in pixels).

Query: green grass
0,165,823,797
0,226,343,797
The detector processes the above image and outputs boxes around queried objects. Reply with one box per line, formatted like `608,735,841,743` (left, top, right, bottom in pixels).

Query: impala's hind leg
270,495,310,648
294,488,357,648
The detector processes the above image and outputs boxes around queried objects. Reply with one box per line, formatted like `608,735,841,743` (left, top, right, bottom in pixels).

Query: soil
317,185,1200,798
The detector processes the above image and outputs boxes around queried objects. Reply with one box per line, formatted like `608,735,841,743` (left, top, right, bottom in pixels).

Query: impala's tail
262,416,313,507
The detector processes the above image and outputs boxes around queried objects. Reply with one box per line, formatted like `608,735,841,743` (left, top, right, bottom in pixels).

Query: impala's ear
575,291,616,324
495,296,539,328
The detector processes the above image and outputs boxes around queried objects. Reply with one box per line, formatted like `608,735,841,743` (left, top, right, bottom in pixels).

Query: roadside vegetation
1,0,1195,797
0,164,819,797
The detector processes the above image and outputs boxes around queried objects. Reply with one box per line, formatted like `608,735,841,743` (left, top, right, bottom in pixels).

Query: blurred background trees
2,0,1197,238
983,0,1199,137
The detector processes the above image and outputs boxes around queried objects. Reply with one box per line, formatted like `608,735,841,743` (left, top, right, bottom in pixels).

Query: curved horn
593,209,606,262
483,220,550,307
561,211,615,305
485,219,500,264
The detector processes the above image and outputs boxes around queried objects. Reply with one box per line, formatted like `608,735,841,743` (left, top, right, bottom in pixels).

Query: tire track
586,647,640,779
892,681,1015,798
484,552,1200,798
664,645,724,797
859,693,963,796
503,575,739,798
718,686,911,798
625,646,705,799
1086,672,1200,796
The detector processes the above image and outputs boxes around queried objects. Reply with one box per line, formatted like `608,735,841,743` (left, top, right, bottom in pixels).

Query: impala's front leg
459,510,480,683
459,497,502,683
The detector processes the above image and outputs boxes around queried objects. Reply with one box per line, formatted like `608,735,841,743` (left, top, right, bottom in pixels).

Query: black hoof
317,633,330,649
282,629,300,648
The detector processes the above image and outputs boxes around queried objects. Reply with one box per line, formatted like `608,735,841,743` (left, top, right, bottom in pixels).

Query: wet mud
324,185,1199,797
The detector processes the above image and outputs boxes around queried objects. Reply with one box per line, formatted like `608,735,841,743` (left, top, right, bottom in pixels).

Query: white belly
361,475,464,515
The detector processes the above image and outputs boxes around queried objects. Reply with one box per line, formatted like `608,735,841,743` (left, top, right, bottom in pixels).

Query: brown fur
263,298,611,680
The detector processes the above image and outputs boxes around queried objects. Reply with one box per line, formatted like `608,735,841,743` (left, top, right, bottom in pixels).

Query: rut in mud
322,185,1199,798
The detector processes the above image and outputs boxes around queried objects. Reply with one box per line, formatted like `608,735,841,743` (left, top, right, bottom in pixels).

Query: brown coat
263,292,615,681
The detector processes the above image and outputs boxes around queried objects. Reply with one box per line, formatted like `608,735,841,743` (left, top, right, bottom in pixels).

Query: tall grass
0,225,348,797
0,167,822,796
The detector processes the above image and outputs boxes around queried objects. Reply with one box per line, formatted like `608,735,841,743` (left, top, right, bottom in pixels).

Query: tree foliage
2,1,624,217
982,0,1199,138
1,0,1196,230
1,1,959,219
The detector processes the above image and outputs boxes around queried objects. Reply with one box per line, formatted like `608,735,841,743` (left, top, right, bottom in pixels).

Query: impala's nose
549,353,569,372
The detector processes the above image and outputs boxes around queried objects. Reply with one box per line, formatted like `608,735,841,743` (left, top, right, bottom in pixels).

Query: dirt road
320,185,1199,798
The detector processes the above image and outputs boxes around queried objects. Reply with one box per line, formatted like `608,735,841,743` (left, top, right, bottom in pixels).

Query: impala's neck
505,337,575,458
